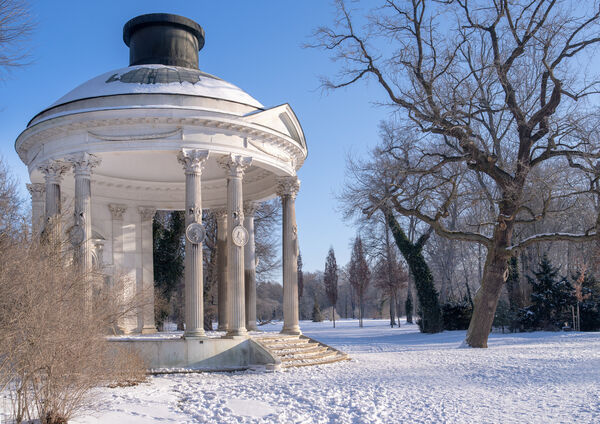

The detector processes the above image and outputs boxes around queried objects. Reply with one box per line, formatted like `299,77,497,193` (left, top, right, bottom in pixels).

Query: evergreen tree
298,252,304,301
312,294,323,322
572,271,600,332
349,236,370,327
519,255,575,331
324,247,339,328
405,292,413,323
153,211,185,330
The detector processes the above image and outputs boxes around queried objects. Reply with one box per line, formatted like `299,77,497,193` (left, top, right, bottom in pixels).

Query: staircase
253,334,349,369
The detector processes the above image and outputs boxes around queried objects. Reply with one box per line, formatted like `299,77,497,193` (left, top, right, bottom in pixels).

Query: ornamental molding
213,208,228,220
88,127,182,141
276,176,300,199
17,115,305,171
108,203,127,220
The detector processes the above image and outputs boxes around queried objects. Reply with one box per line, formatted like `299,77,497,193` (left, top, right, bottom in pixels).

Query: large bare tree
0,0,33,77
315,0,600,347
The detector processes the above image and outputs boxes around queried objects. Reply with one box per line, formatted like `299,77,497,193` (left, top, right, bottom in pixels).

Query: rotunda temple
16,14,347,370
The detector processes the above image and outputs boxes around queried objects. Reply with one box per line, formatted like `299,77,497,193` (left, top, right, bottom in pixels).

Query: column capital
218,154,252,178
66,152,101,177
26,183,45,201
213,207,228,220
138,206,156,221
109,204,127,220
177,149,209,174
243,201,258,216
276,176,300,199
39,159,69,184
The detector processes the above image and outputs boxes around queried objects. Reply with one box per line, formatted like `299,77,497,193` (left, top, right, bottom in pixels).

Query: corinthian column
244,201,258,331
67,153,100,274
138,207,158,334
39,159,69,243
218,154,252,338
26,183,45,236
277,176,301,335
214,208,229,331
178,149,210,338
109,204,129,333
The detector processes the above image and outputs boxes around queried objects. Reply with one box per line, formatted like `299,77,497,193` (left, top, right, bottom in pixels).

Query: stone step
281,352,349,368
260,339,310,349
279,348,335,362
272,345,328,356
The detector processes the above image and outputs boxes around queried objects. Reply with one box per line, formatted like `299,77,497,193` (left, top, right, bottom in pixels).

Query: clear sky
0,0,389,274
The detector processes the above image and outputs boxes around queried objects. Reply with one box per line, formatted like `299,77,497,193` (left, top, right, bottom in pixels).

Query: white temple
16,14,347,370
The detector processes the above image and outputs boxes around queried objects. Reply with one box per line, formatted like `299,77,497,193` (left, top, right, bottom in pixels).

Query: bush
440,299,472,331
312,294,323,322
0,234,147,423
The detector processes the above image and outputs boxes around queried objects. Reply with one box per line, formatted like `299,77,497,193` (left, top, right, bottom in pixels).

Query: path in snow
69,319,599,424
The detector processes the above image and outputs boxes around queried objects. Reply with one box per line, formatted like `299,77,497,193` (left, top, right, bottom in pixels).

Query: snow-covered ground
8,319,600,423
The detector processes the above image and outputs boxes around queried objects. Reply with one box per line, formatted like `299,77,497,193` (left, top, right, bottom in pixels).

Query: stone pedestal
139,207,158,334
215,208,229,331
219,154,252,338
244,202,258,331
277,176,301,335
178,149,210,338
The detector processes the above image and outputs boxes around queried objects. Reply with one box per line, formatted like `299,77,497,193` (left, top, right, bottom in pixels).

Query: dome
29,64,263,125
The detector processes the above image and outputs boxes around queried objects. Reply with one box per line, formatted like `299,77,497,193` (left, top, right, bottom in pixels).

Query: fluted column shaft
278,177,301,335
27,183,45,236
178,149,209,338
109,204,129,333
215,209,229,331
244,202,258,331
139,207,158,334
219,154,252,338
68,153,100,274
39,160,69,243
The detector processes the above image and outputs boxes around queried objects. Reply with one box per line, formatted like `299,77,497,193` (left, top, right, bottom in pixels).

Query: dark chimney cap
123,13,205,69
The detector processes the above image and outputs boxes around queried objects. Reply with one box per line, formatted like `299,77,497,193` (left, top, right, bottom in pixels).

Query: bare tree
315,0,600,347
324,247,339,327
0,0,33,77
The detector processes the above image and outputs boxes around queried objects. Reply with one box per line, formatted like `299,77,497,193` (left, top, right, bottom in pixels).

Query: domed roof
48,64,264,110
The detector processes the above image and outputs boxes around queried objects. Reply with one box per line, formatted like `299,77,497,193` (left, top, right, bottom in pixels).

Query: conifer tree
312,294,323,322
324,247,339,327
349,236,370,327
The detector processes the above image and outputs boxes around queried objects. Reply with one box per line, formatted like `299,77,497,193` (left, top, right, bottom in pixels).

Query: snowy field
8,319,600,423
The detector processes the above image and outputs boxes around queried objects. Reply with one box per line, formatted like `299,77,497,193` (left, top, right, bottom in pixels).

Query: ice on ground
58,319,600,423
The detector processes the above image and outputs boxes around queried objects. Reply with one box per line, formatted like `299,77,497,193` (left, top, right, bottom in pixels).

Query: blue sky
0,0,389,273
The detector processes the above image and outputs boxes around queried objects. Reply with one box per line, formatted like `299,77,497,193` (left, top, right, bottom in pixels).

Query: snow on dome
49,64,264,109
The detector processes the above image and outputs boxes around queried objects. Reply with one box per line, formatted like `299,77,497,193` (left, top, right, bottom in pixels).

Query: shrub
440,299,471,331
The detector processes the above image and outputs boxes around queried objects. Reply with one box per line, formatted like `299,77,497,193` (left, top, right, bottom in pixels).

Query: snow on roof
49,64,264,109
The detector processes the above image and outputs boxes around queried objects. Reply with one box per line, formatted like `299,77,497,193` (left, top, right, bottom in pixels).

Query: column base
246,323,258,331
217,324,229,331
184,329,207,339
141,326,158,334
223,328,248,339
281,327,301,336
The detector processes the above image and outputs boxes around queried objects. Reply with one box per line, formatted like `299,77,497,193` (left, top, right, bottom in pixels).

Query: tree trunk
332,305,336,328
384,208,442,333
389,293,396,327
465,222,513,347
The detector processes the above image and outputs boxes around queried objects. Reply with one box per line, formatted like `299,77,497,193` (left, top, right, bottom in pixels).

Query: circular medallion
231,225,249,247
69,225,84,246
186,223,206,244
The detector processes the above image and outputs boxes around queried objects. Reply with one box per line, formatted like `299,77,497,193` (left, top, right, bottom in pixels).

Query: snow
3,319,600,423
44,64,263,114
